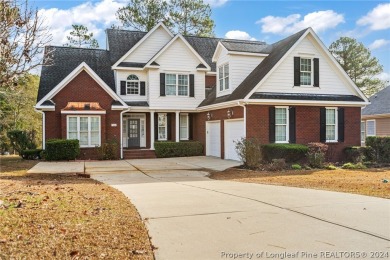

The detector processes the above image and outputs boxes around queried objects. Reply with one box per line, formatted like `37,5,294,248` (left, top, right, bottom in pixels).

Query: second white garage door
224,119,245,161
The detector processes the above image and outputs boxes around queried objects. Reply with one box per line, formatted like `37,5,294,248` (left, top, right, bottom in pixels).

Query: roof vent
84,103,91,110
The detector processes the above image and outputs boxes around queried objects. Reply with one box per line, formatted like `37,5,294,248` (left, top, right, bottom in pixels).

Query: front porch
121,111,195,159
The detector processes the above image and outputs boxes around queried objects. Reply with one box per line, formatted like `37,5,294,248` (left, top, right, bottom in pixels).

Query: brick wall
205,75,216,88
44,70,121,159
246,105,361,161
193,106,244,158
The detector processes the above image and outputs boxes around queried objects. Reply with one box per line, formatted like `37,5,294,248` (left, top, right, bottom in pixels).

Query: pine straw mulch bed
210,167,390,199
0,156,154,259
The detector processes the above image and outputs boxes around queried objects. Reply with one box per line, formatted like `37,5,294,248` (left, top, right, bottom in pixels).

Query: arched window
126,74,139,95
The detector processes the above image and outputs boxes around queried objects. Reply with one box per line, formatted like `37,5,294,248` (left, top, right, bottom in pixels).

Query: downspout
34,108,45,149
120,107,131,159
238,101,247,138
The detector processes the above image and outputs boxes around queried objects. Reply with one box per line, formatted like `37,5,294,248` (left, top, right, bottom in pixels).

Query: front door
128,119,140,147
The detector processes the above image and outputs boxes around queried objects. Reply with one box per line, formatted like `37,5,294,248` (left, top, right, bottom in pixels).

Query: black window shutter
320,108,326,142
269,107,275,143
160,73,165,96
120,81,126,95
140,81,145,96
294,57,300,86
167,113,171,140
154,113,158,141
289,107,296,143
189,74,195,97
338,107,345,142
188,114,193,140
313,58,319,87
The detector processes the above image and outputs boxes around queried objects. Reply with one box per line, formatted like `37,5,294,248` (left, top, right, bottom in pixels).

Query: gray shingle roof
250,92,364,102
184,35,221,72
37,46,114,102
199,28,308,107
220,40,272,54
362,86,390,115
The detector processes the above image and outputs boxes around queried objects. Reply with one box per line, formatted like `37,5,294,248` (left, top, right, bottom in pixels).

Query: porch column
175,111,180,142
150,111,155,149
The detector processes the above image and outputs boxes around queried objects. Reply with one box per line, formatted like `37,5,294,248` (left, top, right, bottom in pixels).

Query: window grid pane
67,116,100,147
178,75,188,96
300,58,312,85
325,109,336,141
275,108,287,142
126,81,139,95
366,121,375,136
158,114,167,140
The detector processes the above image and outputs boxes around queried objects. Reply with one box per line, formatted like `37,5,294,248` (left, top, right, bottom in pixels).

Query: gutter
34,108,46,149
237,101,247,138
120,107,131,159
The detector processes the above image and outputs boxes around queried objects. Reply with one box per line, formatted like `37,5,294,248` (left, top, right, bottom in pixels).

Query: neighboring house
35,23,369,161
361,86,390,143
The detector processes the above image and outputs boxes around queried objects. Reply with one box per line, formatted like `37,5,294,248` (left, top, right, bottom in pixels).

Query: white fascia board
196,100,243,111
228,51,269,57
112,23,174,69
113,67,145,71
36,62,128,108
246,99,369,107
111,105,128,110
145,34,211,71
211,42,227,62
61,110,107,114
206,71,217,75
35,105,55,111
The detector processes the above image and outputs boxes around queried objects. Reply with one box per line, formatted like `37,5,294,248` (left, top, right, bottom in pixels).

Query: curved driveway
88,157,390,260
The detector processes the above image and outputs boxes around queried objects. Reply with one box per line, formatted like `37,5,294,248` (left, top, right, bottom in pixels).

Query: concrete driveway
29,157,390,259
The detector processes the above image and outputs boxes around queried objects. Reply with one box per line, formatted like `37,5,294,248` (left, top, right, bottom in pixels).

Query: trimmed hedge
365,136,390,163
344,146,374,163
262,143,308,163
44,139,80,161
21,149,43,160
154,141,203,158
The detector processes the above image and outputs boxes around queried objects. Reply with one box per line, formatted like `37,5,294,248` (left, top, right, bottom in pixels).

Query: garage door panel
206,121,221,157
225,120,245,161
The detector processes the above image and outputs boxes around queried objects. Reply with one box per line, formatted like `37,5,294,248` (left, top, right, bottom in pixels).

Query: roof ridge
106,28,148,33
47,46,108,51
272,27,310,46
221,39,266,45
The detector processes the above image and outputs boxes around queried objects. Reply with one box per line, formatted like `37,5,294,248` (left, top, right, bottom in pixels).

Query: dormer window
218,63,229,91
126,74,139,95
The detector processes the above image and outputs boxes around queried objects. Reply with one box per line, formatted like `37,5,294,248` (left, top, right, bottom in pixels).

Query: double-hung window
361,121,365,142
180,114,189,140
67,116,100,147
366,120,376,136
166,74,189,96
126,74,139,95
300,58,312,86
275,107,288,143
158,113,167,140
325,108,337,142
218,63,229,91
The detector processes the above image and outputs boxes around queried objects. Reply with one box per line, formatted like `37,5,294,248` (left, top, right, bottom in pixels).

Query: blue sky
33,0,390,81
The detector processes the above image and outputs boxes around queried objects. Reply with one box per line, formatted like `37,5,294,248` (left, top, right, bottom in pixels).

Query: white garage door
224,120,245,161
206,121,221,157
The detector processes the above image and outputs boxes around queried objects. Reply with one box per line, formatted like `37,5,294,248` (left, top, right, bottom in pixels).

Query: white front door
224,119,245,161
206,121,221,157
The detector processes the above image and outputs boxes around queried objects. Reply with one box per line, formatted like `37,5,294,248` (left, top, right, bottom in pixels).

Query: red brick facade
205,75,216,88
44,71,121,159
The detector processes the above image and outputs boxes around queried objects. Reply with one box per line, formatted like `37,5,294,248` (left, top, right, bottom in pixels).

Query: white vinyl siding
180,114,189,140
67,116,100,147
275,107,289,143
366,120,376,136
158,113,167,140
218,63,229,91
300,58,312,86
165,74,189,96
326,108,337,142
256,35,358,96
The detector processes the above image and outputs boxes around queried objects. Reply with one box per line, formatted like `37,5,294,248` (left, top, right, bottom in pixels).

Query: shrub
234,138,262,168
325,164,337,170
96,141,119,160
344,146,373,163
21,149,43,160
341,162,366,169
262,144,308,163
291,164,302,170
44,139,80,161
154,141,203,158
365,136,390,163
307,142,328,168
268,159,287,171
7,130,37,154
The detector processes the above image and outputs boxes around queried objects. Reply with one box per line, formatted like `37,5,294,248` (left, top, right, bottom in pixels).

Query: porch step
123,149,156,159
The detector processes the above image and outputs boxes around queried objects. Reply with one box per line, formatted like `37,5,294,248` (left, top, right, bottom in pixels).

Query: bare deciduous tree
0,0,52,91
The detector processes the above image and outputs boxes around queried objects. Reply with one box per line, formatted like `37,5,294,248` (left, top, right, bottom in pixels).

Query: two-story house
34,23,369,161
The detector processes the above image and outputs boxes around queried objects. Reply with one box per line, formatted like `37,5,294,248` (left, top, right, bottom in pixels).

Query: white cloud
204,0,228,7
377,72,390,83
257,10,344,35
369,39,390,50
357,3,390,31
225,30,256,41
38,0,125,46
